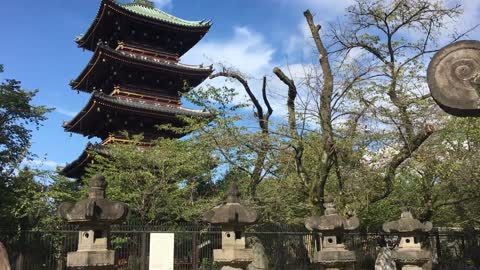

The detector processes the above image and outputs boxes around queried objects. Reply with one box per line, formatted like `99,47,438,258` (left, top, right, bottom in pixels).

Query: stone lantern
202,183,258,270
383,210,433,270
305,198,359,270
59,175,129,269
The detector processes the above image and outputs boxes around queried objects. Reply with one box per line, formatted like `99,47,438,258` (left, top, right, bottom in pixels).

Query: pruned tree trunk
210,72,272,198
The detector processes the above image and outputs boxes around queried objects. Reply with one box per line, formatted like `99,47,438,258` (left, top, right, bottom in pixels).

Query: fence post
192,232,198,270
435,230,442,261
140,232,147,270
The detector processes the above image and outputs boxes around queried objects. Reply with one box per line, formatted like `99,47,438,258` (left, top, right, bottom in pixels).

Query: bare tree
330,0,463,202
273,0,467,212
210,69,273,198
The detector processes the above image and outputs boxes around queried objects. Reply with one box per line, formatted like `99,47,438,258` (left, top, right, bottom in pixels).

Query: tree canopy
0,65,52,181
3,0,480,232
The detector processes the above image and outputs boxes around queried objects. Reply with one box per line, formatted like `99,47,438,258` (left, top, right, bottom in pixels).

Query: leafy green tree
0,64,54,232
0,64,52,181
85,137,218,224
0,168,46,231
272,0,467,216
186,81,278,200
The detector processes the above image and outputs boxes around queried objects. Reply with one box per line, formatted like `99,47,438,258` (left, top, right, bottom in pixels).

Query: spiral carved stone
427,40,480,116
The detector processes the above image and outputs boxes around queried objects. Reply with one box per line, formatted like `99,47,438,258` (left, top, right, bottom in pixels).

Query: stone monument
305,198,359,270
203,183,258,270
383,210,433,270
59,175,129,269
427,40,480,116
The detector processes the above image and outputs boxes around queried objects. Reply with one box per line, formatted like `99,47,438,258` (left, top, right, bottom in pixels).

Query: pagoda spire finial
134,0,155,8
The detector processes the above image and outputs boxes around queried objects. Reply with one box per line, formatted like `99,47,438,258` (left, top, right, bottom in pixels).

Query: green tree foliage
0,168,46,231
185,0,478,228
7,0,477,231
0,65,52,180
0,65,60,232
85,137,218,224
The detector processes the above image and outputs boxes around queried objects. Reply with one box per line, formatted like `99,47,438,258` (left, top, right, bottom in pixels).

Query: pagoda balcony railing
112,87,181,106
114,46,212,71
116,42,180,63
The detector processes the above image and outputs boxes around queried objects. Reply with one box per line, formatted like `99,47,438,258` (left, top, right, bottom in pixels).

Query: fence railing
1,224,480,270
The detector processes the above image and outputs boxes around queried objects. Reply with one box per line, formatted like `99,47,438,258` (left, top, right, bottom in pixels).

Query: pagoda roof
60,136,153,179
121,2,209,27
60,143,103,179
77,0,211,53
63,92,209,138
72,44,213,93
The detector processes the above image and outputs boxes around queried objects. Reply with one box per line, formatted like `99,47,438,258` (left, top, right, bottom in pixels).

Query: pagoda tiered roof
63,92,209,140
60,142,103,179
76,0,211,54
71,43,213,94
63,0,213,180
60,136,153,178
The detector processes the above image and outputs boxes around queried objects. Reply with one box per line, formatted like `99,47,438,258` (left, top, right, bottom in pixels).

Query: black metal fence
1,224,480,270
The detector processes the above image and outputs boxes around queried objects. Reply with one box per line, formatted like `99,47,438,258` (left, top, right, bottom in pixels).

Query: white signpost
149,233,175,270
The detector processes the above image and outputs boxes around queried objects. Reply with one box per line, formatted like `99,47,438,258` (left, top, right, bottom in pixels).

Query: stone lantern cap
59,175,128,225
427,40,480,116
305,198,359,232
383,210,432,233
202,183,258,226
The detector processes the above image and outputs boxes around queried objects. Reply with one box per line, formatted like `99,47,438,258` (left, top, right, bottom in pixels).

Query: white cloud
457,0,480,39
183,26,275,75
22,159,64,170
182,26,291,122
55,107,77,118
285,20,314,56
152,0,172,9
182,25,324,122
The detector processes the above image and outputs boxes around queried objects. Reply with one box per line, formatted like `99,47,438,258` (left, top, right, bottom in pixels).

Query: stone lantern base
214,248,253,268
393,249,431,270
220,267,244,270
67,250,115,269
314,249,356,270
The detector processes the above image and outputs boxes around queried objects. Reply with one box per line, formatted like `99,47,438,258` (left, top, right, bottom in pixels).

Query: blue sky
1,0,479,170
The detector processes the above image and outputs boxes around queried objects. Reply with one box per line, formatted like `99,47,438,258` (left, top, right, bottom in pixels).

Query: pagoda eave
63,92,209,139
77,0,211,54
60,143,103,179
60,137,154,179
71,44,213,93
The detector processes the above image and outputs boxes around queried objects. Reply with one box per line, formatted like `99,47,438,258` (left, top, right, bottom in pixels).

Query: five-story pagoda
61,0,213,178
